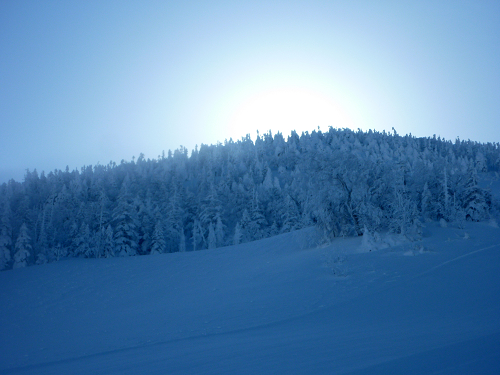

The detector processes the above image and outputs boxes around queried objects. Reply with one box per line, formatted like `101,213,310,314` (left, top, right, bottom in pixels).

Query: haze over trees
0,128,498,269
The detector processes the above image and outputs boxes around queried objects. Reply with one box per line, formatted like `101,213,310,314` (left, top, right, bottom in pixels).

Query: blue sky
1,1,499,183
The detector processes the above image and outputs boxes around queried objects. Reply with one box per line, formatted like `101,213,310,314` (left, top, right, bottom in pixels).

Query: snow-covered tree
262,166,274,190
238,209,252,243
280,194,301,233
420,182,433,222
13,223,31,269
73,223,98,258
164,185,186,253
360,225,383,252
246,191,267,240
440,167,451,220
233,222,243,245
137,195,155,255
215,216,225,247
150,220,166,255
462,166,489,221
178,229,186,252
35,209,50,264
112,179,139,257
102,225,115,258
0,127,497,266
389,189,419,238
207,222,216,249
192,219,204,251
0,204,13,270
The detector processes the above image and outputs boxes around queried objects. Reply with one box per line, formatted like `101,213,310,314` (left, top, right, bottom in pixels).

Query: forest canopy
1,128,499,269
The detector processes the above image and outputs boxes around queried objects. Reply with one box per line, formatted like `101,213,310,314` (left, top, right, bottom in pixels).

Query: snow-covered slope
1,223,500,374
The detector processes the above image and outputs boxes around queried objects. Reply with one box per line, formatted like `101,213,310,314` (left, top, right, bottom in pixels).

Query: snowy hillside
2,128,499,270
1,129,499,373
1,220,500,374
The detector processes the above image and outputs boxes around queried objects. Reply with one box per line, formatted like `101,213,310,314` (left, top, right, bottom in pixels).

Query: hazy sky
1,1,499,183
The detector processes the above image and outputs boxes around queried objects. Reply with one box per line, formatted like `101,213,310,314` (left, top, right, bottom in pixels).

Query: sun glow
226,87,355,139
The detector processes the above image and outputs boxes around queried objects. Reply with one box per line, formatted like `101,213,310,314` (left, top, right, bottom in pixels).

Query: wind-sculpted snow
1,222,499,374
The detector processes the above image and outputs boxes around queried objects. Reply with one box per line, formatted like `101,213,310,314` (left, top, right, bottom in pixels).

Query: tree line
1,128,498,269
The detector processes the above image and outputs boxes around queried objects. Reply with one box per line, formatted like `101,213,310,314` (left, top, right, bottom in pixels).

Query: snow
1,223,500,374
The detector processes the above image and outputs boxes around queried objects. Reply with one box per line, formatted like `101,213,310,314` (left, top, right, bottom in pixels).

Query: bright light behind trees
1,1,499,183
226,87,355,139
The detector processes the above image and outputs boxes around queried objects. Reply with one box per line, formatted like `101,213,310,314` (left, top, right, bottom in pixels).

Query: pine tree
475,151,487,172
73,223,93,258
440,167,451,220
0,232,12,269
247,191,267,240
112,180,139,257
102,225,115,258
199,185,222,228
420,182,433,221
35,208,50,264
451,192,467,229
239,209,251,243
164,186,186,253
13,223,31,269
178,229,186,252
2,127,500,265
233,222,243,245
192,219,204,251
137,197,154,255
150,220,166,255
462,165,488,221
95,190,110,258
215,216,225,247
262,166,274,190
207,222,216,249
281,194,301,233
0,204,13,270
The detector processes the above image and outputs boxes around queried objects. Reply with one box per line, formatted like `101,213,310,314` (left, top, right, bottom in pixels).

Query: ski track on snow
419,243,500,277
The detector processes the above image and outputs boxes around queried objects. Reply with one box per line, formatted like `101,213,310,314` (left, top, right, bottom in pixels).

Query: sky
1,1,499,183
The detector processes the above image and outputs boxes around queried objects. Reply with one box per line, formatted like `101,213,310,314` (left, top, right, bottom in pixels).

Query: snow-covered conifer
462,165,488,221
200,185,222,228
150,220,166,255
164,186,186,253
35,211,50,264
137,196,155,255
13,223,31,269
113,180,139,256
102,225,115,258
73,223,96,258
233,222,242,246
1,127,499,265
389,190,418,237
262,166,274,190
420,182,433,221
246,191,267,240
215,216,225,247
178,229,186,252
0,204,13,270
192,219,204,251
281,194,301,233
207,222,216,249
51,243,65,261
475,151,487,172
440,167,451,220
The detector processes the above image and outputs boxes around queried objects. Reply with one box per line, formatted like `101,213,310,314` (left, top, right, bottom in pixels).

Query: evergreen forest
1,128,499,269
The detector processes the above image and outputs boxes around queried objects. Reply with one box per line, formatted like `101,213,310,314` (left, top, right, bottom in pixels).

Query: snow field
1,222,500,374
